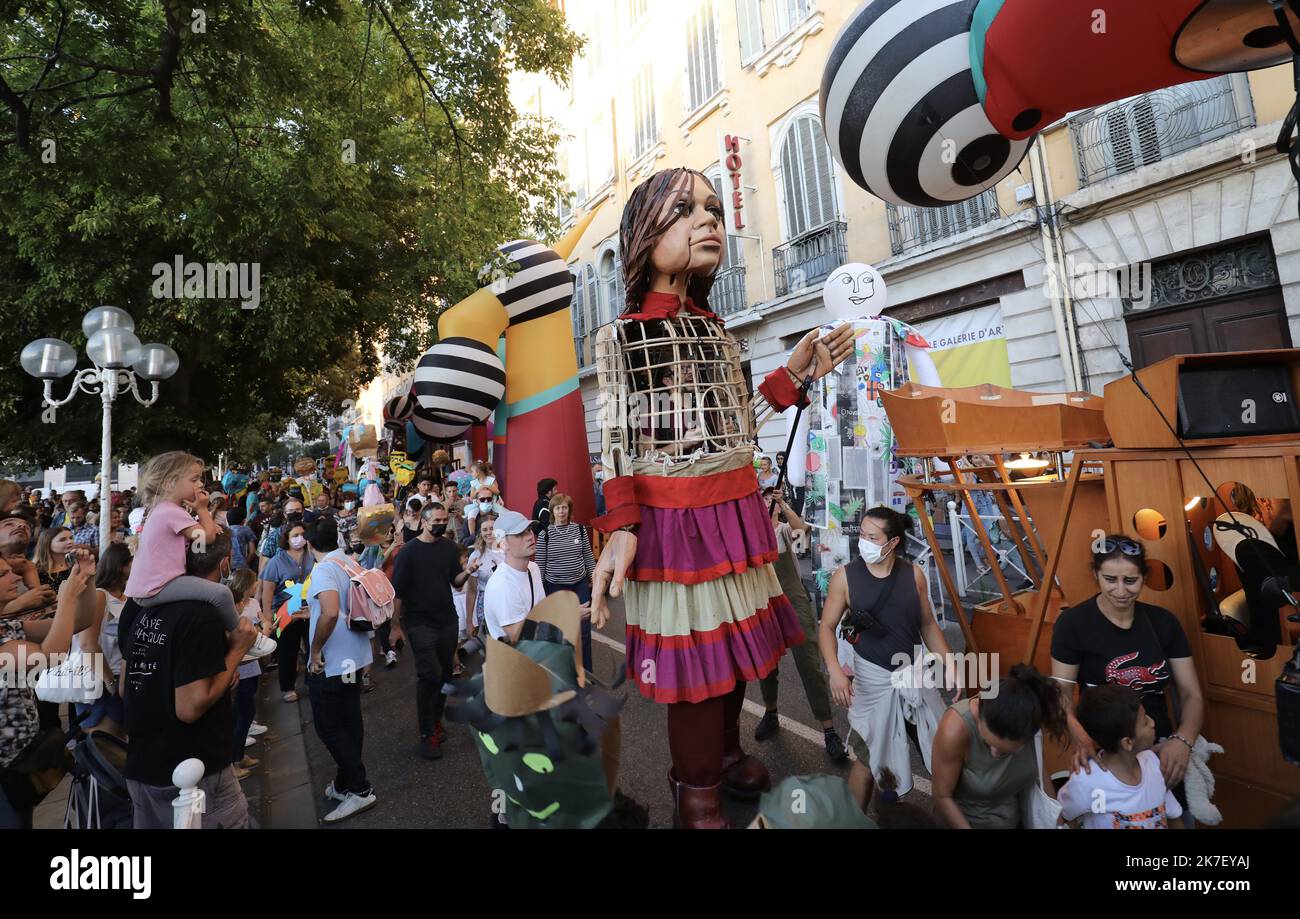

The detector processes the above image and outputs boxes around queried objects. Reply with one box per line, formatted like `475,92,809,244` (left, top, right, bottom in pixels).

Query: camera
839,606,887,645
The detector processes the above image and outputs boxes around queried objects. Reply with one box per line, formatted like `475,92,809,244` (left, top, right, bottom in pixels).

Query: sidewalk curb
250,677,319,829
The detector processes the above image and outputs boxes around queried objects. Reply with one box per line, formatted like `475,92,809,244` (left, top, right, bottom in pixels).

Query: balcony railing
887,187,1001,256
711,265,748,316
773,220,848,298
1071,74,1254,188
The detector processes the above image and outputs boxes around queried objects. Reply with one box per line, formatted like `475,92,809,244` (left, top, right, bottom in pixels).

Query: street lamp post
21,306,179,551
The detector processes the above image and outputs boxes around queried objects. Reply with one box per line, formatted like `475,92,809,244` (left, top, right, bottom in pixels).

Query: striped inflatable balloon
493,239,573,324
819,0,1033,208
383,391,414,432
405,239,572,443
410,337,506,442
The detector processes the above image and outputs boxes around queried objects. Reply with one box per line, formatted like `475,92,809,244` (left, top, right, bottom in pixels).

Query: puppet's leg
666,697,730,829
721,681,771,799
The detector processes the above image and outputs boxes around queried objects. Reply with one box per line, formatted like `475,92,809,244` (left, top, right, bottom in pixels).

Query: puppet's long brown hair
619,167,719,315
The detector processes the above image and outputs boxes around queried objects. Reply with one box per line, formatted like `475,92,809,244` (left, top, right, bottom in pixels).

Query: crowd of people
0,446,1213,831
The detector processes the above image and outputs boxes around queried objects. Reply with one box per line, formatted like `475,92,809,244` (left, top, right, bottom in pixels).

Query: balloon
820,0,1031,207
823,263,886,320
819,0,1295,208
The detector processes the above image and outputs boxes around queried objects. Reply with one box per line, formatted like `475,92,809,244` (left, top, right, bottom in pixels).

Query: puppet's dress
594,292,807,704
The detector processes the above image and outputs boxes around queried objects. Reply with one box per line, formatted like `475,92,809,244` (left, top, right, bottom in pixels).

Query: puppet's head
620,167,725,314
446,593,624,829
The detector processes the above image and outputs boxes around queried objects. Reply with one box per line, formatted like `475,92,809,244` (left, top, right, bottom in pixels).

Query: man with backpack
304,515,376,822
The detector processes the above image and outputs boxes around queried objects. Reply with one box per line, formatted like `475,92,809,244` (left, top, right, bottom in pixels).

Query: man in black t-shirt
120,527,258,828
389,501,469,761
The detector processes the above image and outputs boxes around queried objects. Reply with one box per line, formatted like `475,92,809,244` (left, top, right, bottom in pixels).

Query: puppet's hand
591,529,636,630
788,324,855,382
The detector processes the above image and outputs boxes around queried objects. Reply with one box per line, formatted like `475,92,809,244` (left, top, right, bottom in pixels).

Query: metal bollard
171,758,206,829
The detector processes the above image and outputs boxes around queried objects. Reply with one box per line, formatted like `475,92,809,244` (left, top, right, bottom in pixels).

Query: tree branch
373,0,470,183
0,73,31,150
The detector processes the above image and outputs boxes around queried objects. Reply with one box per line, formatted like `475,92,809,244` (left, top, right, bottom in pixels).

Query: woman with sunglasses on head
1050,535,1203,819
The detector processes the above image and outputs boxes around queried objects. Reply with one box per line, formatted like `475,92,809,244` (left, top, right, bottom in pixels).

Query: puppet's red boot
668,769,731,829
720,749,771,801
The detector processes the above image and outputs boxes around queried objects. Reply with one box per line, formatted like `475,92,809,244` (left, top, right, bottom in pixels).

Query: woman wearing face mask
817,507,956,811
464,488,502,541
930,664,1069,828
260,522,315,702
1050,535,1202,820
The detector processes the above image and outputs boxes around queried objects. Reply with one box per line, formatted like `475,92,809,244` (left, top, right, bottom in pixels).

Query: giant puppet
819,0,1300,210
383,212,601,520
586,168,855,829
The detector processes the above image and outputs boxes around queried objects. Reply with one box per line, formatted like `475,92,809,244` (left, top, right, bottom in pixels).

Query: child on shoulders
124,451,276,660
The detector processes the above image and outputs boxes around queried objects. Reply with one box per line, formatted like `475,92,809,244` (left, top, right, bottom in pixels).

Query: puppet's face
825,263,886,319
649,173,725,284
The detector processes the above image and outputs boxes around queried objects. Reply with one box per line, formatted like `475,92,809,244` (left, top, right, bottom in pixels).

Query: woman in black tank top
817,507,958,809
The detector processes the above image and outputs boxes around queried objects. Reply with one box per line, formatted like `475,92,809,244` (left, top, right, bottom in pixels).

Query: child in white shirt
1058,684,1183,829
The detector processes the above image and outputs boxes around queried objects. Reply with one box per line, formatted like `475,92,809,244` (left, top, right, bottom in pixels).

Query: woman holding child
1050,535,1203,820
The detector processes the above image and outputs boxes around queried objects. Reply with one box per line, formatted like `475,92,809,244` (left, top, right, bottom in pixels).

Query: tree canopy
0,0,581,468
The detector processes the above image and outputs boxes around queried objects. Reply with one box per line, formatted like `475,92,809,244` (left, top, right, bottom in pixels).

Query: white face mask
289,534,306,550
858,537,892,564
478,500,493,512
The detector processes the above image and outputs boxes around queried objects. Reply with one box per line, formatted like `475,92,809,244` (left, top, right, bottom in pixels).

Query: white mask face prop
824,263,886,320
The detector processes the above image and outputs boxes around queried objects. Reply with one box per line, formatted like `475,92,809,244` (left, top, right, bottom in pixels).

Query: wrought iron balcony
773,220,848,298
1071,74,1254,188
887,187,1001,256
711,265,748,317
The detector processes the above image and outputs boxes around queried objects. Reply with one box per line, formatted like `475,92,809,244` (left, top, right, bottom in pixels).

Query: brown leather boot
668,769,731,829
720,749,771,801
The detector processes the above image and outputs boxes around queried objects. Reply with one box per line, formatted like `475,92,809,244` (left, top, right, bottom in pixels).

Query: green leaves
0,0,579,467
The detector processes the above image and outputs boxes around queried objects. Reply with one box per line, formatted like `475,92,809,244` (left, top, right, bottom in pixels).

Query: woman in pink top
124,452,275,659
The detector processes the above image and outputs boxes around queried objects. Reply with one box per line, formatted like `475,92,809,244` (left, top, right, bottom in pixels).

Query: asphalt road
289,590,950,829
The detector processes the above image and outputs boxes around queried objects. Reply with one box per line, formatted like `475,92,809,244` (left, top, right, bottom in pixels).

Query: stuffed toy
1182,735,1224,827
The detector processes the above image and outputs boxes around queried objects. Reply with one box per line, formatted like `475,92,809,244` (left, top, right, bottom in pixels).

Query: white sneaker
323,791,376,823
385,650,398,668
247,722,268,737
242,633,277,662
324,781,346,803
245,735,257,748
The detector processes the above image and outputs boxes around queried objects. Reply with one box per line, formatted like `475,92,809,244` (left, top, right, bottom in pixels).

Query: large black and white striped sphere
409,337,506,442
493,239,573,326
819,0,1033,208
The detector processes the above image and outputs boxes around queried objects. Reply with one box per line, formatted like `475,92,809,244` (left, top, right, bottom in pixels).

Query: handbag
1019,732,1064,829
34,644,104,704
1,725,72,810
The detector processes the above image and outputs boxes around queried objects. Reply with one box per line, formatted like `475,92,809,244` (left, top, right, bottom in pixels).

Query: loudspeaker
1177,365,1300,439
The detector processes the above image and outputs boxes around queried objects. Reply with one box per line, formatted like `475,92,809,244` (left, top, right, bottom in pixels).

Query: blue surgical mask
478,500,493,512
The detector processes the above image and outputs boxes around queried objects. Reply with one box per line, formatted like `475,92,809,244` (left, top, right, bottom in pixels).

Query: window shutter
586,264,600,336
736,0,764,63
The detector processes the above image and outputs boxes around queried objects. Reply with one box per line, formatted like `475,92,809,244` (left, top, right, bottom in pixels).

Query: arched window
777,113,838,239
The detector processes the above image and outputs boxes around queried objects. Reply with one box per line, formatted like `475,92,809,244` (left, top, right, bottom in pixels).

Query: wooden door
1125,292,1291,370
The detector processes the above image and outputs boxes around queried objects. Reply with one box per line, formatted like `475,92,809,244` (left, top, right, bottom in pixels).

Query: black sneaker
824,729,849,763
754,711,780,742
420,734,443,760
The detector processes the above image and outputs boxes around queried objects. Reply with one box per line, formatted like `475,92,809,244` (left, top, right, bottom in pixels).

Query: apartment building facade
514,0,1300,459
